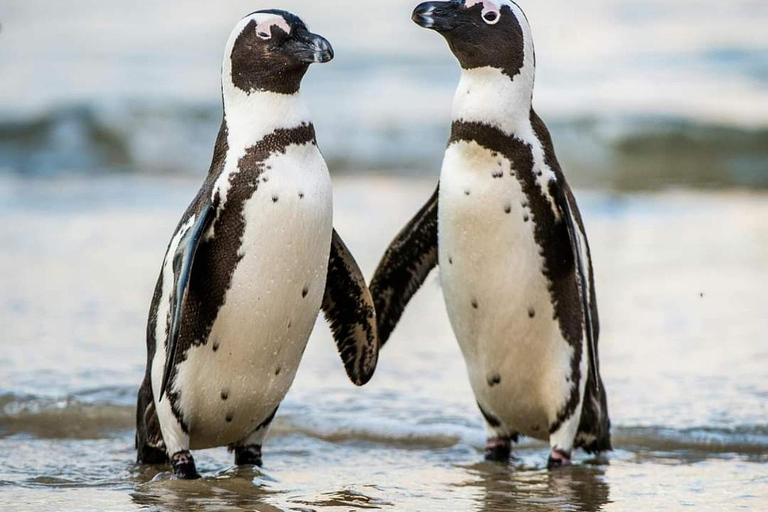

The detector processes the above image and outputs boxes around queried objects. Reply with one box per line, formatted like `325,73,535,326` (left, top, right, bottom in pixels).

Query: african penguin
370,0,610,468
135,10,379,479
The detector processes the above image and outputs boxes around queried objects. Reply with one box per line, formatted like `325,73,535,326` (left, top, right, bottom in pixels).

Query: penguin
135,10,378,479
370,0,610,468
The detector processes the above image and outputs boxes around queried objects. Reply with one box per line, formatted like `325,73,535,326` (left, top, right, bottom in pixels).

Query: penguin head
412,0,533,79
223,10,334,95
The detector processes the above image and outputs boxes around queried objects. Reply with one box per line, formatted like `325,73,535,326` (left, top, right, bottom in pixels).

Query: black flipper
369,185,439,346
552,187,600,390
322,229,379,386
158,200,215,402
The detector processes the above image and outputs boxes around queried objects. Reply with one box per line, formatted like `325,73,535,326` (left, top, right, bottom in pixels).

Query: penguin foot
171,450,201,479
234,444,263,467
547,449,572,470
484,438,512,462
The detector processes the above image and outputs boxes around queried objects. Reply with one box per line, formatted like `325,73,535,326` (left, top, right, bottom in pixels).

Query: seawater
0,176,766,511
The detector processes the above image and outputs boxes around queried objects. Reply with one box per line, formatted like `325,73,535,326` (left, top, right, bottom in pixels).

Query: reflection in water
131,466,285,512
462,461,610,512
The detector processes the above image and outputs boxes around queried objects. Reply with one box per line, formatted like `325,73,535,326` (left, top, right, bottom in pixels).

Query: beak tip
315,50,334,63
412,3,437,29
302,34,334,64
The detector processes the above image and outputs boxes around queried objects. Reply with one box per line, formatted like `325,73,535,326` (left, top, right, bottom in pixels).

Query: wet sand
0,176,766,511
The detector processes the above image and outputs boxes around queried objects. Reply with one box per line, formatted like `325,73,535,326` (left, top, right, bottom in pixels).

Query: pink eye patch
465,0,502,24
255,17,292,39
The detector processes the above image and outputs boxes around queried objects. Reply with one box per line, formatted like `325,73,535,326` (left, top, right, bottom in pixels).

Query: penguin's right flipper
158,200,215,401
369,185,439,346
553,186,600,390
322,229,379,386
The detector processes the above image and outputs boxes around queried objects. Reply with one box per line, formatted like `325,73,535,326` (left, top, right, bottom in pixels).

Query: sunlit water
0,176,766,511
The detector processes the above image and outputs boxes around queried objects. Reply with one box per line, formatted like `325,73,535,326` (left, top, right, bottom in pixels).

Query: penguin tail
135,374,169,465
575,371,612,454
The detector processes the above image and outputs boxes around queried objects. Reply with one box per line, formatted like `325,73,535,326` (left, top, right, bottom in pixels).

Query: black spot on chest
165,124,318,412
449,118,583,351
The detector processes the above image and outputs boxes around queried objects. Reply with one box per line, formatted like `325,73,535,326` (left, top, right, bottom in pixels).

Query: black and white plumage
371,0,610,468
135,10,378,479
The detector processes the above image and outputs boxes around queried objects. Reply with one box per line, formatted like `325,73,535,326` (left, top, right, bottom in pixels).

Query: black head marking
229,10,333,95
412,0,528,79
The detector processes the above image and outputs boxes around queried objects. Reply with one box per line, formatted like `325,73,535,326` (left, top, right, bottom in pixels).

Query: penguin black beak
289,30,334,64
412,1,461,32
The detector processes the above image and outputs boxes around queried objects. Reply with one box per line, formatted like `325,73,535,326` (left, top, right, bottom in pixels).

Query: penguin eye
483,11,499,24
256,28,271,40
465,0,502,25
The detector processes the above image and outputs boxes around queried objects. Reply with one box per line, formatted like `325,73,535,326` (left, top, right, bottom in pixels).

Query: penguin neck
221,80,312,150
451,65,535,136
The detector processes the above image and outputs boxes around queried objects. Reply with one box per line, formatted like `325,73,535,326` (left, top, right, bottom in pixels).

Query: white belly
438,141,575,439
174,143,332,448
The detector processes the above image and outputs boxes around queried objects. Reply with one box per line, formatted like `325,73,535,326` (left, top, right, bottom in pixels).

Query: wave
1,103,767,189
0,392,135,440
2,393,766,458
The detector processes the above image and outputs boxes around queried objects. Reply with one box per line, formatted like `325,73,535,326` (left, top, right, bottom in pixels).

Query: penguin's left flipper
553,187,600,390
158,200,216,401
322,229,379,386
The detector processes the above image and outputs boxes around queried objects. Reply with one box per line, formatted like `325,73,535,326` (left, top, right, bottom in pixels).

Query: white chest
437,141,575,437
176,143,333,447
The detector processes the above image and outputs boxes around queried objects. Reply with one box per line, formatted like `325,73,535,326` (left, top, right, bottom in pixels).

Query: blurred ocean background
1,1,767,511
2,0,768,187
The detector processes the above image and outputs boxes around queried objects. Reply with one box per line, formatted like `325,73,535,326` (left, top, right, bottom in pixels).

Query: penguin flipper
369,185,439,346
553,188,600,391
158,200,215,401
322,229,379,386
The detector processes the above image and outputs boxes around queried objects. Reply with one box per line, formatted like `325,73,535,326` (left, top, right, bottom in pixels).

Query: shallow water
0,176,766,511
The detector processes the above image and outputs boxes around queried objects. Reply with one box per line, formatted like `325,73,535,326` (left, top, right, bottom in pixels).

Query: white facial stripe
466,0,501,24
254,16,292,40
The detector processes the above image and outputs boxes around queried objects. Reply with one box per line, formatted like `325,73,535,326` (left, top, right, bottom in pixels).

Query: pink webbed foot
547,449,572,470
484,438,512,462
